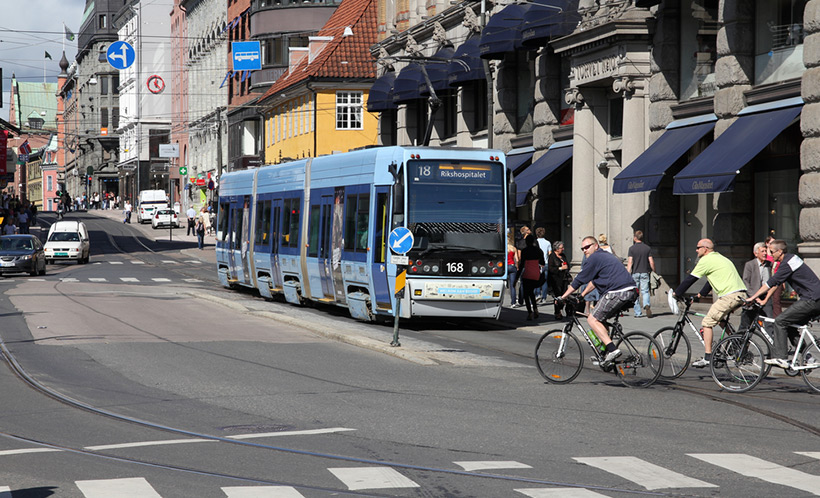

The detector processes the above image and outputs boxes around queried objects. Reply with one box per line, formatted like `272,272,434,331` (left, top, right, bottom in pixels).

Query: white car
44,221,90,264
152,209,180,229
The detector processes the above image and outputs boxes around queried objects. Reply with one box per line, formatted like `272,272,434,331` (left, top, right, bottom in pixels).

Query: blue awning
673,102,803,194
420,46,456,96
479,3,532,59
521,0,580,47
506,148,534,175
515,141,572,206
367,72,398,112
448,38,485,87
613,117,716,194
392,64,425,103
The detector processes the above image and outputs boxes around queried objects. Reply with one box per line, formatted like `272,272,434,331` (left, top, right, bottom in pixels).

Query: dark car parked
0,235,47,276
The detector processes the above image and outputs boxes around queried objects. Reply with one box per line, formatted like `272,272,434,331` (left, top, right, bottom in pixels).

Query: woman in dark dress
548,241,570,320
518,234,545,320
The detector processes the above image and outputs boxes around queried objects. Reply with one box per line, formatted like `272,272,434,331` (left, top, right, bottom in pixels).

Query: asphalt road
0,211,818,497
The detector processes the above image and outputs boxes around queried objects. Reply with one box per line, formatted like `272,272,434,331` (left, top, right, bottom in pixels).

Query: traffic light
55,190,62,197
88,175,93,182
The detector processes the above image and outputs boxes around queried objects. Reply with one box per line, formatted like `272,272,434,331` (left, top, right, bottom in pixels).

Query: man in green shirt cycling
673,238,747,368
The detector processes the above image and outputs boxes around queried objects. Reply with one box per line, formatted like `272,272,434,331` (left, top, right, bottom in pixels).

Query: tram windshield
407,160,505,253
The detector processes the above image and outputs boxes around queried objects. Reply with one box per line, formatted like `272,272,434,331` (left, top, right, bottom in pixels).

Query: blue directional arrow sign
107,41,135,70
388,227,414,255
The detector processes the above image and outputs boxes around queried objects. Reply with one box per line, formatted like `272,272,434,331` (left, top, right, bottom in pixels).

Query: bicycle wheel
710,335,766,393
535,328,583,384
614,332,663,388
653,326,691,379
800,337,820,393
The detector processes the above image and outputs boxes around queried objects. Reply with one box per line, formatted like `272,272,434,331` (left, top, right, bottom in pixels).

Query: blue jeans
507,271,517,305
539,268,550,300
632,273,650,316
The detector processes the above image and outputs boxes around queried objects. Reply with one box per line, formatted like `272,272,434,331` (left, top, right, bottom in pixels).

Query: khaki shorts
703,291,746,328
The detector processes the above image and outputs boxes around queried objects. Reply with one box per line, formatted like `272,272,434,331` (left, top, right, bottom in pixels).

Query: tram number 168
445,261,467,275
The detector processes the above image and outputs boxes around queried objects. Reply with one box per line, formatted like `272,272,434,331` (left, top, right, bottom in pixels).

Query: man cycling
747,239,820,369
672,238,746,368
558,236,638,365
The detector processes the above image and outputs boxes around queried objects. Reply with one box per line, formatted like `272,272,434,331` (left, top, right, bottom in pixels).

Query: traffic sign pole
388,227,413,347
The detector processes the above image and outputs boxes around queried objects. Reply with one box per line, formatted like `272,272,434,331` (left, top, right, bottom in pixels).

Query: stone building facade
371,0,820,301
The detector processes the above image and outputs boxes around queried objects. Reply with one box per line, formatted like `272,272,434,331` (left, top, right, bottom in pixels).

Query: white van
137,190,169,224
44,220,90,264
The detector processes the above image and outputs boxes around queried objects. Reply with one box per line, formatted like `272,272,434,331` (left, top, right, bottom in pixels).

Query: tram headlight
471,266,479,273
431,265,439,272
479,266,487,274
423,265,431,272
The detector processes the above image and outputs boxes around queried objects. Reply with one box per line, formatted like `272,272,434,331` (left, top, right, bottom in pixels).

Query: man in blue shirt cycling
558,236,639,365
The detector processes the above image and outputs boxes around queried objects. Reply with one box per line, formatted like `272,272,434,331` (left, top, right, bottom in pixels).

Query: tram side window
281,199,292,247
344,193,370,252
288,199,300,248
218,202,230,241
272,204,281,253
233,206,244,246
255,200,271,245
308,205,320,257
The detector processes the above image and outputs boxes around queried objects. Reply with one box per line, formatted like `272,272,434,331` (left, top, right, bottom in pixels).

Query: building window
113,74,119,95
513,52,535,135
608,98,623,139
101,108,109,129
755,0,807,85
442,90,457,140
112,108,119,130
336,91,363,130
101,76,108,96
472,79,488,131
680,0,718,101
47,176,53,191
99,15,107,29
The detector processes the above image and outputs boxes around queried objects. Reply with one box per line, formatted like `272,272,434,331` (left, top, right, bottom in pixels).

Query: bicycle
653,292,774,379
709,302,800,393
534,295,664,388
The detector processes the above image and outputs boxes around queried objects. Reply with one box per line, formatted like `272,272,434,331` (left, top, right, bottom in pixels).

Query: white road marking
75,477,162,497
0,448,62,456
151,278,171,282
183,278,203,283
328,467,419,490
60,278,79,282
222,486,305,497
574,456,716,490
455,461,532,471
120,277,139,282
690,453,820,495
85,438,212,451
515,488,609,497
0,486,10,498
161,260,176,264
186,260,202,264
228,428,356,440
88,278,107,282
131,261,145,265
109,261,124,265
797,452,820,460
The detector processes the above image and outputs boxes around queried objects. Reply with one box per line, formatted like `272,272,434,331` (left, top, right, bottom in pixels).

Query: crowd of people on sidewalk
0,195,37,235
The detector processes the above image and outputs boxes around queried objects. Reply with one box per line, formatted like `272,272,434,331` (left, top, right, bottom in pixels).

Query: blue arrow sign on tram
388,227,414,255
107,41,135,70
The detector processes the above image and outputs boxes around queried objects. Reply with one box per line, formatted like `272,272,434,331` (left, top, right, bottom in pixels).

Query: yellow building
259,0,379,163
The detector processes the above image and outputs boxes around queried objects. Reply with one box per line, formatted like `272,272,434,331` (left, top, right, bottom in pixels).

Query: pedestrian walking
626,230,655,318
123,200,132,223
535,227,552,303
196,216,206,249
519,234,545,320
507,235,518,307
514,226,531,307
548,241,570,320
186,206,197,236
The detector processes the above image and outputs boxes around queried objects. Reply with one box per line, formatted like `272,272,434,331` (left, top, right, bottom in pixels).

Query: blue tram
216,146,509,321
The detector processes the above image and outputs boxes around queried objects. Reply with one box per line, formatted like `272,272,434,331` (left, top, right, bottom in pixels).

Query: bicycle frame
565,304,621,365
786,325,820,372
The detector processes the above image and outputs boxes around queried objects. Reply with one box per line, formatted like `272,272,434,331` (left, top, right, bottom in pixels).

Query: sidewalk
84,207,216,265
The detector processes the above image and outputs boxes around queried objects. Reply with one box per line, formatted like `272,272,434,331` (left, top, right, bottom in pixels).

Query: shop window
472,79,488,132
681,0,718,100
755,0,808,85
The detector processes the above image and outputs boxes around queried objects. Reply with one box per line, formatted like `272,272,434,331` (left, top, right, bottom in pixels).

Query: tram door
331,187,346,304
371,188,392,310
228,199,242,281
271,198,283,290
318,195,335,299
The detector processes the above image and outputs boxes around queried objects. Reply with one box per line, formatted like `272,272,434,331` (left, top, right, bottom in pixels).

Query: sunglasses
581,244,594,251
696,246,706,250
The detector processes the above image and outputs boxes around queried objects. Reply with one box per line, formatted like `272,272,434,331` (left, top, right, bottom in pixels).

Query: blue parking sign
232,41,262,71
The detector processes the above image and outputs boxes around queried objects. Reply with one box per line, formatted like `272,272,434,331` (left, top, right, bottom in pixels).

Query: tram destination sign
410,161,496,184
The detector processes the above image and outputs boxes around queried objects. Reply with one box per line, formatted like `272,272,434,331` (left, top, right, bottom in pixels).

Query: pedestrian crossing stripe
88,278,107,282
131,261,145,264
328,467,420,491
109,261,124,265
574,456,716,490
161,260,176,264
60,278,79,282
120,277,139,282
186,260,202,264
183,278,202,282
152,278,171,282
455,461,532,471
222,486,304,497
516,489,607,497
75,477,161,497
689,453,820,495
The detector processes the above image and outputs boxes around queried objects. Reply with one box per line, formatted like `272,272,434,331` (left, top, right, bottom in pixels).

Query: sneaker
764,358,791,369
511,303,521,309
691,357,709,368
634,314,643,318
644,305,652,318
602,349,622,365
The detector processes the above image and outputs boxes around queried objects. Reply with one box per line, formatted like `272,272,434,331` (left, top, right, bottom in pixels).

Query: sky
0,0,86,122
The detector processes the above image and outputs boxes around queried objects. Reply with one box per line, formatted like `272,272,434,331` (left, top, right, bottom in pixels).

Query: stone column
397,104,411,146
567,88,598,264
799,0,820,273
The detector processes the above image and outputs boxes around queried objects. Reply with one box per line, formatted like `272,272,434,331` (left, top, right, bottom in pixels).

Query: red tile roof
259,0,377,102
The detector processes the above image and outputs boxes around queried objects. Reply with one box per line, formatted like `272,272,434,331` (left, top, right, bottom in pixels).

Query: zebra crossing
4,452,820,496
0,276,204,284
